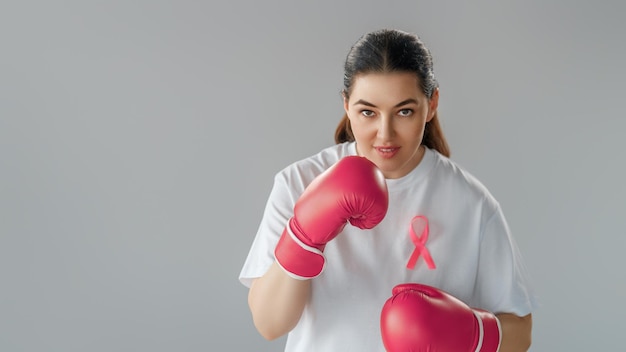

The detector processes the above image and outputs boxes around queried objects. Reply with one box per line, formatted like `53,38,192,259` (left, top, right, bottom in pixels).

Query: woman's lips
375,146,400,159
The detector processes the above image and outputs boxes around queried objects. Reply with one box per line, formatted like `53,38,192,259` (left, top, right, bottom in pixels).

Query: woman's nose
377,116,394,140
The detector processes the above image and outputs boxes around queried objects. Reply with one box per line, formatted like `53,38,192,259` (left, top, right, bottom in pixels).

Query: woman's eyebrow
353,99,377,107
353,98,418,107
395,99,418,107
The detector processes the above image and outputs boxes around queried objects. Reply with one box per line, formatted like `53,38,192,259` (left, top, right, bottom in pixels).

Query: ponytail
422,112,450,157
334,113,354,144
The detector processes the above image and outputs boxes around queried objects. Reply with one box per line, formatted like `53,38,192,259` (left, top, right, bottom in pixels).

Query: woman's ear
342,93,349,114
427,88,440,121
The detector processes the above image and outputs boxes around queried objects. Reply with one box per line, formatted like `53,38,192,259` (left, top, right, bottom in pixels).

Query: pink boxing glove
274,156,388,279
381,283,502,352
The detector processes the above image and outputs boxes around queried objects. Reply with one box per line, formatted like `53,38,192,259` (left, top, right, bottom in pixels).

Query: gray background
1,0,625,351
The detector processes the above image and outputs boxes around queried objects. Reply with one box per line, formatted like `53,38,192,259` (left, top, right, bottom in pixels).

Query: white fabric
239,142,537,352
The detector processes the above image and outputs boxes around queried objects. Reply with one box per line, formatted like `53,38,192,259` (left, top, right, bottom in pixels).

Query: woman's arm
248,261,311,340
496,313,532,352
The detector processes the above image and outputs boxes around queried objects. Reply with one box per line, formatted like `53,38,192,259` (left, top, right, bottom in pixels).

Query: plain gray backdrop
2,0,625,351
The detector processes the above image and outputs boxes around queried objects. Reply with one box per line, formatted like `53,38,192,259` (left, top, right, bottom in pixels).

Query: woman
239,28,536,352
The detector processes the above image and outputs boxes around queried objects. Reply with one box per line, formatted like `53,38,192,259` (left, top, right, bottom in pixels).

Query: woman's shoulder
429,150,499,208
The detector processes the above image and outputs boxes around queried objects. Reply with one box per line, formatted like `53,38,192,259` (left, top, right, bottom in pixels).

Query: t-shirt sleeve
238,172,297,288
473,205,538,316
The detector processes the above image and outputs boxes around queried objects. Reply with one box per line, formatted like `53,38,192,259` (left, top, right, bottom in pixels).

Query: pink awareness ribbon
406,215,436,270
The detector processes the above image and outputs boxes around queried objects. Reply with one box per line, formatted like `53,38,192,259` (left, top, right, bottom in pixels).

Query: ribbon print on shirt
406,215,436,270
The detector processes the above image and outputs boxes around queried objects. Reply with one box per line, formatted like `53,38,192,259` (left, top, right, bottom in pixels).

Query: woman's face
344,72,439,179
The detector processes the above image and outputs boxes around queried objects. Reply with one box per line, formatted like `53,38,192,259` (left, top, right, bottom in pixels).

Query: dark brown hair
335,29,450,157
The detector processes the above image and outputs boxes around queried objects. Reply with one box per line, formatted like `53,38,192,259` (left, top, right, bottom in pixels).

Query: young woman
239,28,536,352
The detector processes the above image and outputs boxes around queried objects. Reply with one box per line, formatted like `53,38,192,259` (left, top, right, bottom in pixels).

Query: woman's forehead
349,72,424,103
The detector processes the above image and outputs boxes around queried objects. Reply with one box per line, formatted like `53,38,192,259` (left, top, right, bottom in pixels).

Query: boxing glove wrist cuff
274,224,326,280
473,309,502,352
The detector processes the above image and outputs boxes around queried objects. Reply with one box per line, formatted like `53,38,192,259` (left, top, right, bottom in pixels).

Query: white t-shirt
239,142,537,352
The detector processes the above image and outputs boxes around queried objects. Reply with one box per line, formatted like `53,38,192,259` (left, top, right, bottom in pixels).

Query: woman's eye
361,110,375,117
398,109,413,117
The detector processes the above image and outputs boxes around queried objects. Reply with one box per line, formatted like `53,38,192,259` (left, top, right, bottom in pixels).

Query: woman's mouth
375,146,400,159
